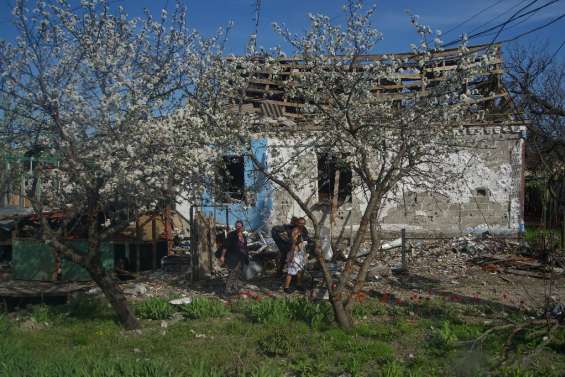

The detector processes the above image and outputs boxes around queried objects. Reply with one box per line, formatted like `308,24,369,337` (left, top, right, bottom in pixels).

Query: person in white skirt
283,227,306,293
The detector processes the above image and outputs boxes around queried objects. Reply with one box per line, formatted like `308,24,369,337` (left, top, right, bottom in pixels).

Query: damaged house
178,44,527,238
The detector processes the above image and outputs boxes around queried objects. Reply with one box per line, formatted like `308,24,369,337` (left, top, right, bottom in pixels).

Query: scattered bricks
481,264,498,273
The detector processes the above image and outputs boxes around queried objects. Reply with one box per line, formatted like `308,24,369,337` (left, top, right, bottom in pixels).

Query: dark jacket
224,230,249,268
271,224,293,254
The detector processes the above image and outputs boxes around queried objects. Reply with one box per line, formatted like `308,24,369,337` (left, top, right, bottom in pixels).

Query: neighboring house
0,154,191,282
177,45,527,238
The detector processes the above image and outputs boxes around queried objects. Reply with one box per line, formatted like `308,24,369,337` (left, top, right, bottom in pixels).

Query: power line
471,0,548,39
444,0,508,36
499,12,565,43
443,0,560,47
465,9,538,40
489,0,540,46
549,38,565,62
468,0,532,35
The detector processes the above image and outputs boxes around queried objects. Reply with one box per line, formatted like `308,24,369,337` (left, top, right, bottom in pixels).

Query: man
271,217,297,277
219,220,249,295
296,217,311,246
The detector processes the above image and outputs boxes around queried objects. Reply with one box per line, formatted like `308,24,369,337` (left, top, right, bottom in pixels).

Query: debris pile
450,232,521,255
359,233,527,283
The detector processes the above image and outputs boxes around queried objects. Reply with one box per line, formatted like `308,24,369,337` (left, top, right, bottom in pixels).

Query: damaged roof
236,44,515,124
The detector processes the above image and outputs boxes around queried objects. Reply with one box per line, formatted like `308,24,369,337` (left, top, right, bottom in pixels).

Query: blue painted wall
201,138,273,231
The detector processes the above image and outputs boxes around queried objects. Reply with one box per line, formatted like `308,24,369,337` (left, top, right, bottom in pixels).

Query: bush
135,298,175,320
179,297,230,320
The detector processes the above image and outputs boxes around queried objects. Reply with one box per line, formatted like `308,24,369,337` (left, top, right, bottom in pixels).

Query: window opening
317,153,352,203
218,156,245,202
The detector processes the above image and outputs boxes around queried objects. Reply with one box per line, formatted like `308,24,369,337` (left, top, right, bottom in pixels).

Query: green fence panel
12,239,114,281
61,242,114,281
12,239,56,281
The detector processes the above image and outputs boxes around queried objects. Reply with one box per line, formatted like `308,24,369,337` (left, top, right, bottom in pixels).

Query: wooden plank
503,268,546,279
0,280,94,297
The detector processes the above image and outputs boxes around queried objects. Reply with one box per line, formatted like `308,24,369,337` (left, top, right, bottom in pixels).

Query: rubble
169,297,192,305
161,255,192,274
450,232,521,255
63,231,560,318
242,261,263,280
123,283,148,296
86,287,102,296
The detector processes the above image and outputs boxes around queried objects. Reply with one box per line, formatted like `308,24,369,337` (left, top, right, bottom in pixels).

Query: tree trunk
86,260,140,330
344,214,381,314
330,294,353,329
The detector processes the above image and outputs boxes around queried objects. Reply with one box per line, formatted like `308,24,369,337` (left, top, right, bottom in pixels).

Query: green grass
244,296,333,329
135,297,176,320
179,297,230,319
524,226,562,248
0,296,563,377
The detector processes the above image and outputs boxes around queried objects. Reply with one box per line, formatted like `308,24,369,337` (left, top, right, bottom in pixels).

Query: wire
468,0,532,35
444,0,508,36
499,12,565,43
489,0,540,46
471,0,546,39
443,0,559,47
548,39,565,63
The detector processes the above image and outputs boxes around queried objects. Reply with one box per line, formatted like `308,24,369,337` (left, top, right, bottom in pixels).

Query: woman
219,220,249,295
283,226,306,293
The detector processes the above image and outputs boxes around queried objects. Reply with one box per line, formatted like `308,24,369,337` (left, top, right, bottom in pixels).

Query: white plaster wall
264,126,525,236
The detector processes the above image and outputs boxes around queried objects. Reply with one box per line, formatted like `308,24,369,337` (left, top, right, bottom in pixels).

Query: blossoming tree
0,0,220,329
219,1,501,327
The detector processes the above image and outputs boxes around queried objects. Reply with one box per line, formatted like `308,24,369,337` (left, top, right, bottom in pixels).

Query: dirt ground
117,235,564,317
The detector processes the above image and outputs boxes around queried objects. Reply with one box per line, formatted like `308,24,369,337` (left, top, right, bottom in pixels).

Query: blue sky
1,0,564,58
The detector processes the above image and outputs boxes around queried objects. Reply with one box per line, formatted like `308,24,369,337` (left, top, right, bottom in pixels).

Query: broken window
317,153,352,203
476,187,488,197
217,155,245,202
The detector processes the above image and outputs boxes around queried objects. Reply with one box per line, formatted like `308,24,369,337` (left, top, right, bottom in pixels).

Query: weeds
0,352,177,377
179,297,230,320
246,298,291,324
286,297,332,329
187,360,225,377
428,321,458,352
0,296,563,376
0,312,11,336
245,297,332,328
380,360,405,377
135,298,175,320
416,298,459,320
496,367,536,377
66,296,112,320
244,364,285,377
258,328,294,356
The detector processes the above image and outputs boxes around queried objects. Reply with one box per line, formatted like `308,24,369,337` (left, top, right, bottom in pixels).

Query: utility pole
246,0,261,55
